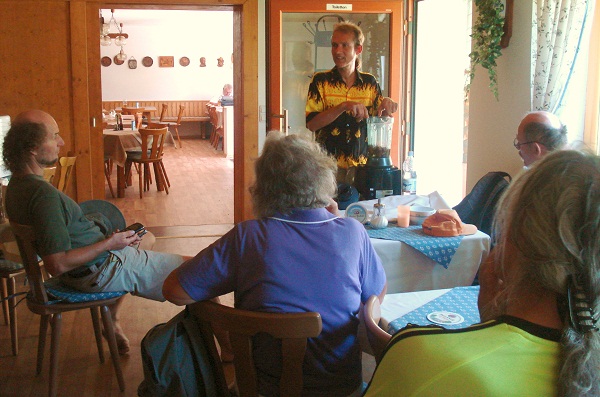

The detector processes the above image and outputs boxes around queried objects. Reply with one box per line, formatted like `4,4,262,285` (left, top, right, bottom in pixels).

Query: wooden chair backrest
174,105,186,125
10,222,50,305
42,166,57,185
188,300,322,397
138,127,168,161
362,295,391,364
159,104,169,122
55,156,77,194
121,106,145,115
119,114,135,128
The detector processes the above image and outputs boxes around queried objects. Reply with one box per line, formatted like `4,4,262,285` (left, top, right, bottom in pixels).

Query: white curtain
532,0,589,111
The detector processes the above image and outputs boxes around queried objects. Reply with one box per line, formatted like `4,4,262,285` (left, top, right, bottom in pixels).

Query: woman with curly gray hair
366,149,599,396
164,131,386,396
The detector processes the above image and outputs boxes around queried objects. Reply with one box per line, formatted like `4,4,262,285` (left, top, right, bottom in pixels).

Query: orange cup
397,205,410,228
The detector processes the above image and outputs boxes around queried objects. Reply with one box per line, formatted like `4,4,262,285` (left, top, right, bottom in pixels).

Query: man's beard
37,157,58,167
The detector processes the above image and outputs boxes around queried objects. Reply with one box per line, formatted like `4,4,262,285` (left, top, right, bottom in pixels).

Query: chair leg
138,163,144,199
90,307,105,363
49,313,63,397
104,162,116,198
100,305,125,391
159,160,170,187
8,276,18,355
37,314,50,375
153,163,169,195
174,125,182,148
1,278,8,325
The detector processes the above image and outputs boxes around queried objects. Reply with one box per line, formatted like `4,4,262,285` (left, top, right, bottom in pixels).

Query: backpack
453,171,511,238
138,307,222,397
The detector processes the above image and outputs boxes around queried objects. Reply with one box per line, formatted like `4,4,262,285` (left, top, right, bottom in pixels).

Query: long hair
250,131,337,218
333,21,364,70
2,122,47,173
492,150,600,396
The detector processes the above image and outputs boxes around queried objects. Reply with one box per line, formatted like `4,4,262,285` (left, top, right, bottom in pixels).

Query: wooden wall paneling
0,2,73,153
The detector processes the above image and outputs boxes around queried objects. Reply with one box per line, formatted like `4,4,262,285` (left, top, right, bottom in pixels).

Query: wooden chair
362,295,391,364
125,127,170,199
42,166,57,185
121,107,144,128
188,299,322,397
54,156,77,194
159,104,185,148
0,225,25,356
207,105,223,151
10,222,126,397
119,114,136,129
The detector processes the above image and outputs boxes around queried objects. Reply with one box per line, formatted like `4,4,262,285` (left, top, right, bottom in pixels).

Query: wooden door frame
74,0,258,222
267,0,404,165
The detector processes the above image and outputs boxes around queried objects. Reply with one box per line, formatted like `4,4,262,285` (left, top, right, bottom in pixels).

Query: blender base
354,165,402,200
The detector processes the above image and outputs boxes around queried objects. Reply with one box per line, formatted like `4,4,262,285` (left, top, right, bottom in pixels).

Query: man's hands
109,230,142,250
345,102,369,123
377,97,399,117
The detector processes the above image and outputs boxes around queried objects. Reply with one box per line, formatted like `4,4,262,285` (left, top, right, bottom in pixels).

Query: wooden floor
103,136,234,227
0,136,376,396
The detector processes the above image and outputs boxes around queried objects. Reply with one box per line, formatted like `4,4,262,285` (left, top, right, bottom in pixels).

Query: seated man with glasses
513,111,567,168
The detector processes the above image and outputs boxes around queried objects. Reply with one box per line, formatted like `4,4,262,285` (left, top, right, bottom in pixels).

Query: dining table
103,128,142,198
345,193,491,293
380,285,481,334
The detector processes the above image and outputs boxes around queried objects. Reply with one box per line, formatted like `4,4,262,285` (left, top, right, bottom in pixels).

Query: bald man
2,110,187,354
514,111,567,167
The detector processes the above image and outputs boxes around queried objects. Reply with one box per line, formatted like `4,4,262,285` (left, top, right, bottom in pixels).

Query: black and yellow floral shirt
306,67,383,168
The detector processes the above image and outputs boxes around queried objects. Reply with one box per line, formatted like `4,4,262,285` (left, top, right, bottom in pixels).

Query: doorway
87,1,259,221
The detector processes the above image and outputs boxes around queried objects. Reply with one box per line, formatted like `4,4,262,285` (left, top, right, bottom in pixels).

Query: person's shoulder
311,69,334,81
357,71,379,84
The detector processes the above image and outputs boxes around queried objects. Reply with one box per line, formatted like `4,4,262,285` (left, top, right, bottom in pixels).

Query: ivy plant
465,0,505,100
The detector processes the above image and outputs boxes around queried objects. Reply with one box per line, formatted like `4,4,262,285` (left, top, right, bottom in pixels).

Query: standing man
306,21,398,184
2,110,187,355
514,111,568,168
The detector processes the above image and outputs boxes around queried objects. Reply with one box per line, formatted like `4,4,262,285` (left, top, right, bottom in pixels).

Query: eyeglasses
513,138,538,150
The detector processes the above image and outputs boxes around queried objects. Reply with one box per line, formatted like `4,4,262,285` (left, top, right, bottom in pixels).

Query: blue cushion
43,277,127,303
0,259,24,272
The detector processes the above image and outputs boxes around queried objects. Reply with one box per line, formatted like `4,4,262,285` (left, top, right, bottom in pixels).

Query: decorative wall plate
179,57,190,67
101,56,112,67
142,56,153,67
199,57,206,67
113,55,125,65
128,57,137,69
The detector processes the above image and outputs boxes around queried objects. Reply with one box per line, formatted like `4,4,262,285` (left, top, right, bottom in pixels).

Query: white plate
427,311,464,325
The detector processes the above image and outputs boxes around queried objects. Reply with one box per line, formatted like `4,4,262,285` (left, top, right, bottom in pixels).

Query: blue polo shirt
177,207,386,396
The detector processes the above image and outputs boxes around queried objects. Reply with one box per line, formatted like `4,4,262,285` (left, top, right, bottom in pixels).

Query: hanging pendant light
99,9,129,47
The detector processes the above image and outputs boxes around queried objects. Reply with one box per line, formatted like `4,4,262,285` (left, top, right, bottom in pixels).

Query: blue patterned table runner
388,286,480,334
367,225,464,268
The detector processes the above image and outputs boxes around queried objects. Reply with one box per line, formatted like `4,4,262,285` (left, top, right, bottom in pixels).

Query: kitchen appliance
354,116,402,200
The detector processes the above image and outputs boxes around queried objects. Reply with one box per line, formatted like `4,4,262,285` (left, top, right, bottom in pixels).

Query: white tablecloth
344,194,490,293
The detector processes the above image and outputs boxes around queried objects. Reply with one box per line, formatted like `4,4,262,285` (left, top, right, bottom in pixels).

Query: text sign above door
326,4,352,11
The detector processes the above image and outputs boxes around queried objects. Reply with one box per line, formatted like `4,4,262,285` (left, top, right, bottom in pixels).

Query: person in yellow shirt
365,149,600,396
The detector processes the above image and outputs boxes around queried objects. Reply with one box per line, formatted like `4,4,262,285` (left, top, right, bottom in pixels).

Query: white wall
466,1,533,189
100,9,233,101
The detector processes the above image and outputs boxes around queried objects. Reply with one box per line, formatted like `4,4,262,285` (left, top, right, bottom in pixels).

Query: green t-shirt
364,315,561,397
5,174,108,267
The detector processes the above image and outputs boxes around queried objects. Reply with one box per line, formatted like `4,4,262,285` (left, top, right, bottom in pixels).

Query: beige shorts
60,246,184,301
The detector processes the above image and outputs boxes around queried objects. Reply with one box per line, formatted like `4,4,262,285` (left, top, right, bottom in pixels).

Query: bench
102,100,211,138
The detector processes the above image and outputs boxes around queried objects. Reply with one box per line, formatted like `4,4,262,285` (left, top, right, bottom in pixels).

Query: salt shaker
371,198,388,229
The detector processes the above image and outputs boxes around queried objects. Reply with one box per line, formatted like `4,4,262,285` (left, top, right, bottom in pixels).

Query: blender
354,116,402,199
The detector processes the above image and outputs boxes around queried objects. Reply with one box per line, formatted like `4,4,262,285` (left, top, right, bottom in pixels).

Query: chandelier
100,9,129,61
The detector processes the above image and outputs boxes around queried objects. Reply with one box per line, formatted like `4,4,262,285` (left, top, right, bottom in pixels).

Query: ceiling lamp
100,9,128,47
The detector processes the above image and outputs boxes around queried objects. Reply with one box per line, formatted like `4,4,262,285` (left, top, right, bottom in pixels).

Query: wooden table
104,128,141,198
115,106,157,122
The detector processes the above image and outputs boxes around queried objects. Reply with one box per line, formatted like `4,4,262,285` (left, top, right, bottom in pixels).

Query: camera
124,222,147,237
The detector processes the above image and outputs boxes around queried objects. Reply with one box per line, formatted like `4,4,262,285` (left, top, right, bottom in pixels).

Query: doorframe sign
326,4,352,11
